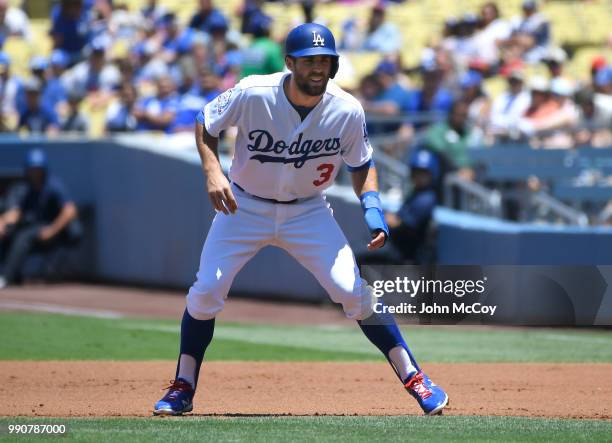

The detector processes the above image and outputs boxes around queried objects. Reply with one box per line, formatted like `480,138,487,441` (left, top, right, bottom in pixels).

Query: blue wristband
359,191,389,242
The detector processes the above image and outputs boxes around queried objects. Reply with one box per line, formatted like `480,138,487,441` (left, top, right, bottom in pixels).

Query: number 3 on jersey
313,163,334,186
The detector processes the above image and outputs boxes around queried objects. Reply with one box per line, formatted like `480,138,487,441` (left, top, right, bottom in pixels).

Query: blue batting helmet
285,23,339,78
409,150,439,180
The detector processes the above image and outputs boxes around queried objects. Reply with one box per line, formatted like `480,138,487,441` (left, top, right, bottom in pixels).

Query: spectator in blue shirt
189,0,228,35
374,60,412,115
134,74,179,132
157,13,195,63
206,11,230,44
190,68,221,102
239,0,265,35
17,78,59,136
105,81,138,133
50,49,70,78
362,2,402,53
50,0,91,65
140,0,167,27
407,63,454,124
360,60,413,136
373,61,412,114
515,1,550,47
502,0,550,63
170,93,207,134
48,49,70,106
170,69,220,133
24,56,68,120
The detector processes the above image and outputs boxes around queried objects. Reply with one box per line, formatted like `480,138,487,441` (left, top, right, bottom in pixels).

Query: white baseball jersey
203,72,373,201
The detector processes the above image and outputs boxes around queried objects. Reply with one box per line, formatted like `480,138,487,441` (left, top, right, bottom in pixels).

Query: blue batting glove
360,191,389,244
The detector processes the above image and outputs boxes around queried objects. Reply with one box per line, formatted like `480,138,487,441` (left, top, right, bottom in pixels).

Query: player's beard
293,71,329,97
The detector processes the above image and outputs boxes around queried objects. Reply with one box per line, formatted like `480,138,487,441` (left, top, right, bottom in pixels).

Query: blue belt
232,183,299,204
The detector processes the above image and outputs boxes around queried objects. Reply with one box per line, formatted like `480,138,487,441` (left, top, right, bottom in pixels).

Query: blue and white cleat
153,379,195,416
405,371,449,415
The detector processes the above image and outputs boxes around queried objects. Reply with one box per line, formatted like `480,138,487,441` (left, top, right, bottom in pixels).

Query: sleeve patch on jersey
215,88,234,115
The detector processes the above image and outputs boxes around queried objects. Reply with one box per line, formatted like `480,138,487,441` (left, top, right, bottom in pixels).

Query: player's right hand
206,171,238,215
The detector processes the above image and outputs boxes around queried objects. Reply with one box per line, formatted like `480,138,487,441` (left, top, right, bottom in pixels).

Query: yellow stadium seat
483,76,507,101
29,19,53,55
345,52,383,81
3,38,32,78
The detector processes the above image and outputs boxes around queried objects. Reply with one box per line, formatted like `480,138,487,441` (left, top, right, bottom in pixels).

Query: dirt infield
1,361,610,419
1,284,611,419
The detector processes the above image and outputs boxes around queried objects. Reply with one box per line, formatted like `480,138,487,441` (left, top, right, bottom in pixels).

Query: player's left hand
367,231,386,251
360,192,389,250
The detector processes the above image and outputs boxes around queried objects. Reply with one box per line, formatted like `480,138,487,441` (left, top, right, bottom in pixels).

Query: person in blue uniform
0,149,80,287
358,149,439,265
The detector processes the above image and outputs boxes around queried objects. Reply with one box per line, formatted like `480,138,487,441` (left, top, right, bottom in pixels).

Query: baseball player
154,23,448,416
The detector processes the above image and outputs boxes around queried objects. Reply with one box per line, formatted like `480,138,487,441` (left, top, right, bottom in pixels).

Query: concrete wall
435,208,612,265
2,138,611,301
0,138,369,301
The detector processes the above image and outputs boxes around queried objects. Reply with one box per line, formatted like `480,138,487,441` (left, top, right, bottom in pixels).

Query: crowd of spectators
334,0,610,227
0,0,608,161
346,0,611,177
0,0,290,137
0,0,607,259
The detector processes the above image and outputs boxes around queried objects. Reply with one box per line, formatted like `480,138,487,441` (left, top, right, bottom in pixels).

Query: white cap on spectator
550,77,574,96
419,47,437,72
528,76,549,92
544,46,567,64
508,69,525,82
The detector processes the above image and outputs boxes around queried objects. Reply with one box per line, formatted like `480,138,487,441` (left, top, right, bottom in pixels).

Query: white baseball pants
186,185,374,321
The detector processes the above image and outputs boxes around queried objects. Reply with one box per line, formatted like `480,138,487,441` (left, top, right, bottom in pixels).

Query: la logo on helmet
312,31,325,47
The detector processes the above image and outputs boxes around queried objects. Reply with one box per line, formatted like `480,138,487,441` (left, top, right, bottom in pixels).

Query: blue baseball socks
175,308,215,389
357,309,419,384
175,306,419,389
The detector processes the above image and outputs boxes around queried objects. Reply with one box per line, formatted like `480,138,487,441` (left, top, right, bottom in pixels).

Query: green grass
1,313,611,442
0,416,611,443
1,312,612,363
